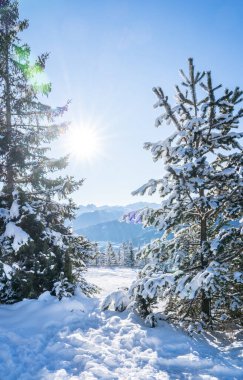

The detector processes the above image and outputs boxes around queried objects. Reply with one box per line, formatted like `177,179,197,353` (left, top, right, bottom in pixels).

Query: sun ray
64,121,104,163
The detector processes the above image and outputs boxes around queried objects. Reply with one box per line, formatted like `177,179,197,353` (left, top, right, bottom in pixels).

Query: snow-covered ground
85,267,138,296
0,268,242,380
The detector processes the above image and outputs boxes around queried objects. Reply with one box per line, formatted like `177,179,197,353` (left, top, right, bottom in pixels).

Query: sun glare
66,125,101,161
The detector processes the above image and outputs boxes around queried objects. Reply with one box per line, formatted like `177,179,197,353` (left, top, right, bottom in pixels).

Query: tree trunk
64,251,72,281
200,190,211,322
201,290,211,319
5,24,14,198
200,225,211,320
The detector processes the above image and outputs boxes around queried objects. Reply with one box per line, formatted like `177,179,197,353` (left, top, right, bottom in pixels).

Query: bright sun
67,126,101,161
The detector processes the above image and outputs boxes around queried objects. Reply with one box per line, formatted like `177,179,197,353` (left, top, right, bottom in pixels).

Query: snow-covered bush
52,274,75,300
101,289,130,312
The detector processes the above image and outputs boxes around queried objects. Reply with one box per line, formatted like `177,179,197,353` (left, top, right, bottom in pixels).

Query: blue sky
19,0,243,205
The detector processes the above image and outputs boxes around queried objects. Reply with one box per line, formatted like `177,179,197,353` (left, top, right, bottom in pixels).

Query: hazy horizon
76,200,160,207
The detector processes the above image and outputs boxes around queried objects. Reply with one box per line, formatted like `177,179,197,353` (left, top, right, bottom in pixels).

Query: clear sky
19,0,243,206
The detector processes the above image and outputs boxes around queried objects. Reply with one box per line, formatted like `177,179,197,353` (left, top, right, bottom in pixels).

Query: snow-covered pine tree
124,241,135,267
127,58,243,331
105,242,117,266
0,0,97,303
83,242,99,266
120,242,127,267
116,246,123,266
99,253,106,267
134,244,149,268
93,243,100,266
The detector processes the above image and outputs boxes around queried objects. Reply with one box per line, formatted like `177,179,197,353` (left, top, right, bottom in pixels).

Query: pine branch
153,87,182,130
205,71,216,142
188,58,198,117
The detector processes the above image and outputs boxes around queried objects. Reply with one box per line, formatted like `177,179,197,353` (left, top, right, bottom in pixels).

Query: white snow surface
3,221,30,251
0,267,242,380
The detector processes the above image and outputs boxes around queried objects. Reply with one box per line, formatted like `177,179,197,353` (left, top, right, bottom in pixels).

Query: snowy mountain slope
76,220,161,246
73,202,160,229
75,203,160,218
73,203,161,246
73,209,122,229
0,268,242,380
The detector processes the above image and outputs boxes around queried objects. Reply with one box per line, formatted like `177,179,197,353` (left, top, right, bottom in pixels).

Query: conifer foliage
105,242,117,266
122,242,135,267
127,59,243,330
0,0,96,303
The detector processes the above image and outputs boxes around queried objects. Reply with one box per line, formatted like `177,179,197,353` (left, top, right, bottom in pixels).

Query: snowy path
0,268,242,380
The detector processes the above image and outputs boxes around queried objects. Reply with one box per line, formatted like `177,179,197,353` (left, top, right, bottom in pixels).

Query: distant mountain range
73,203,161,247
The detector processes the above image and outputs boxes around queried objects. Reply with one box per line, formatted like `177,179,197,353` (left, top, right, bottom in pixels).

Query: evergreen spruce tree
134,245,147,268
105,242,117,266
127,59,243,331
98,252,106,267
124,241,135,267
117,246,123,266
93,243,100,266
120,242,127,267
0,0,96,303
